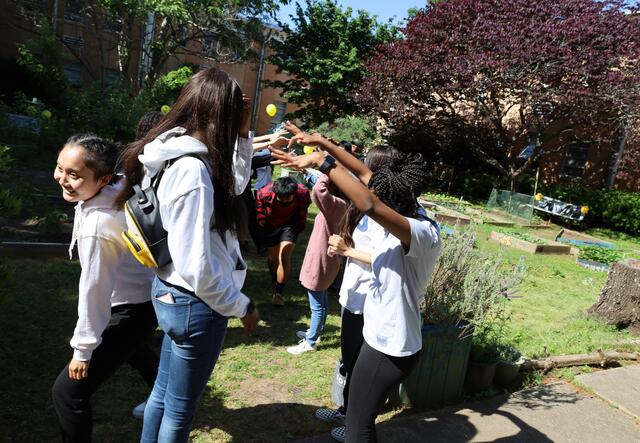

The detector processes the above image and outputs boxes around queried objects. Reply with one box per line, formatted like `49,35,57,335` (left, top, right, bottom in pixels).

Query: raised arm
284,122,373,185
271,134,412,247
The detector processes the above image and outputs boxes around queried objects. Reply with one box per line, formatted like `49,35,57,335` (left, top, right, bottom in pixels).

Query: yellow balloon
303,145,315,155
266,104,277,117
534,193,543,201
581,206,589,215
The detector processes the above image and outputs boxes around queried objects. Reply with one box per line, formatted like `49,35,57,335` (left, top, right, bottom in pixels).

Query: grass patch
2,199,640,441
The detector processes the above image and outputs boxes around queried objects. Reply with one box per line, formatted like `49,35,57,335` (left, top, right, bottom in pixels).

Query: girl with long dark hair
116,67,260,443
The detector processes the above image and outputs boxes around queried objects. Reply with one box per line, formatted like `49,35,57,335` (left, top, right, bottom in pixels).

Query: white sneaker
296,330,321,343
132,400,146,419
287,339,316,355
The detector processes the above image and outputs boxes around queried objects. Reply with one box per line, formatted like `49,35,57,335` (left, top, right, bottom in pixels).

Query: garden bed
489,231,572,255
556,228,615,249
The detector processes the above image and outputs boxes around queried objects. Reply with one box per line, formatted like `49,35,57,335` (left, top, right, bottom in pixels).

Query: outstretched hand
284,120,302,136
270,146,324,172
287,131,324,151
269,136,289,149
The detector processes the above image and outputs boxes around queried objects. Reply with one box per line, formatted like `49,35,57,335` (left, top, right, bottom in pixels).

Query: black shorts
259,226,298,247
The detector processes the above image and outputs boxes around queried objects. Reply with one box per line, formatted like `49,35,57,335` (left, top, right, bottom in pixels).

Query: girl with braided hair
271,133,440,443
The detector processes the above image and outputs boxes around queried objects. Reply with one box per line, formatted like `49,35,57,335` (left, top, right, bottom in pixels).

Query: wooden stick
522,351,640,372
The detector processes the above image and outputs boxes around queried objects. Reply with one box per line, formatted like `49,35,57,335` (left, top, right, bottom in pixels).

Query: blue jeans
305,289,328,346
141,278,228,443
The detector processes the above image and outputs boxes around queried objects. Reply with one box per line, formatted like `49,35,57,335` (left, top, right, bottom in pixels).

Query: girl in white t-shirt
271,135,440,443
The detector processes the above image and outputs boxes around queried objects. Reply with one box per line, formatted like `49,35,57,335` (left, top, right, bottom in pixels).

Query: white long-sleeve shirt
69,182,155,361
137,127,254,318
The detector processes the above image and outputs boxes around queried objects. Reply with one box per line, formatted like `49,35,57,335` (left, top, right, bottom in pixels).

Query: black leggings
340,308,364,414
52,301,159,443
345,342,420,443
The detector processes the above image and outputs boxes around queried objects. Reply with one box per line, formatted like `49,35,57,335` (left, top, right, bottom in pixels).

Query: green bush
578,246,623,265
314,115,378,147
149,66,194,110
539,185,640,235
0,145,22,217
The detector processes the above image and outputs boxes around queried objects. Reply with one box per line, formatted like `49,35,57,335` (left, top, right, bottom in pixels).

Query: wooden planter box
489,231,572,255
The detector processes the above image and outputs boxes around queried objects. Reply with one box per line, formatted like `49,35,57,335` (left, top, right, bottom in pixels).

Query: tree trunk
588,259,640,334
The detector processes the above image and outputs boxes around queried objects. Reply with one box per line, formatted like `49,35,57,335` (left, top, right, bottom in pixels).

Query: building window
64,0,84,23
562,142,589,178
63,63,83,85
104,13,123,33
62,35,85,51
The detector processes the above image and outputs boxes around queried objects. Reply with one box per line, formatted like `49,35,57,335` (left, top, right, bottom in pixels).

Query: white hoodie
69,181,155,361
137,127,254,318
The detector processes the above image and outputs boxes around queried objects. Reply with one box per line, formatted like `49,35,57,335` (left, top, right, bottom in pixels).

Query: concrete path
576,364,640,419
296,372,640,443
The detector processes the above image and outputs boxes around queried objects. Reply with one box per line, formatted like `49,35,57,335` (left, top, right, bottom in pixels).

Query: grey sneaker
330,426,346,442
132,400,146,419
315,407,345,424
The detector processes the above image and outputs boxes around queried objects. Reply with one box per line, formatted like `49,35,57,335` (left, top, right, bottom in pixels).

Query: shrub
0,145,22,217
314,115,378,147
424,229,526,337
578,246,623,265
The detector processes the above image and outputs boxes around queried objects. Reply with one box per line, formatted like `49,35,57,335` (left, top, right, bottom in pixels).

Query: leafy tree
267,0,397,126
358,0,640,190
314,115,377,147
9,0,287,92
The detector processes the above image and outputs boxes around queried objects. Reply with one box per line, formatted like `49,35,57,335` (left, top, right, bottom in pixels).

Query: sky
276,0,426,26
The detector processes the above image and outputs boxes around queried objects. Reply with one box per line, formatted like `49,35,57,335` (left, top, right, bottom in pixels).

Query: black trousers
52,301,159,443
340,308,364,414
345,342,420,443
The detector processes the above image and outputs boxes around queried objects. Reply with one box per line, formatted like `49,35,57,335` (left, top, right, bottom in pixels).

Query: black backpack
122,155,201,268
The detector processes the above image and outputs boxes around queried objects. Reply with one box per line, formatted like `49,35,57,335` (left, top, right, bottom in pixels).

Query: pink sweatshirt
299,174,348,291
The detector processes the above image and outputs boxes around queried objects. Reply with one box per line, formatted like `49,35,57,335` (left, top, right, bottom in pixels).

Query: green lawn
2,203,640,442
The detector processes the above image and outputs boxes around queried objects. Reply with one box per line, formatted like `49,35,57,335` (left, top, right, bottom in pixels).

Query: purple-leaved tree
357,0,640,191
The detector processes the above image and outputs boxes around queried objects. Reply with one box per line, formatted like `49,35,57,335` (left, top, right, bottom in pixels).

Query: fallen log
522,350,640,372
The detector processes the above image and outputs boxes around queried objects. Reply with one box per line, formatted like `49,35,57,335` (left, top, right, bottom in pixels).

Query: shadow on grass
194,384,331,442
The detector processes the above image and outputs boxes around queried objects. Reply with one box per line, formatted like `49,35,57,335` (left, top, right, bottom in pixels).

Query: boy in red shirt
256,176,311,305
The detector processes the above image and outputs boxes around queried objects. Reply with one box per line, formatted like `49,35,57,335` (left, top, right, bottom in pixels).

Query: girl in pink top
287,173,347,354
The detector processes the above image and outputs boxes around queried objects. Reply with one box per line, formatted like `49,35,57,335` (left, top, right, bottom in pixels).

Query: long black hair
116,67,246,239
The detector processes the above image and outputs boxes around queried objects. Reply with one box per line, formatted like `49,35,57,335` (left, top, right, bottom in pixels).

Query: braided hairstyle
339,145,400,246
367,152,429,217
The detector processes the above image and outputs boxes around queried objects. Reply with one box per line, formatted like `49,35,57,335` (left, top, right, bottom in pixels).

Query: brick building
0,0,295,134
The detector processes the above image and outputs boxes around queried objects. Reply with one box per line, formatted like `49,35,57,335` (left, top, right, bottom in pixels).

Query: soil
236,376,313,407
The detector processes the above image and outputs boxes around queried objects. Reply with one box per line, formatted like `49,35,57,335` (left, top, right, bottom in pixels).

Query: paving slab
576,364,640,419
295,382,640,443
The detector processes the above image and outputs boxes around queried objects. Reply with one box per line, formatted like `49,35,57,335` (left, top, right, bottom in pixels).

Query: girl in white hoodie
117,67,260,443
51,134,159,442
